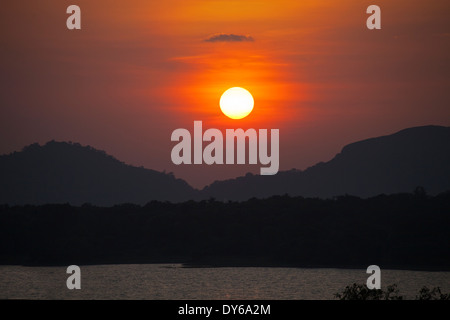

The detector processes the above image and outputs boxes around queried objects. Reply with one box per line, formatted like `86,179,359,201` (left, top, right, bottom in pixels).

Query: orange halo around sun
219,87,254,119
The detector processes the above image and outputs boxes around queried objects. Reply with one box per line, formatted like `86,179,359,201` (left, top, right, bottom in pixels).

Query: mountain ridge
202,125,450,200
1,125,449,205
0,140,199,205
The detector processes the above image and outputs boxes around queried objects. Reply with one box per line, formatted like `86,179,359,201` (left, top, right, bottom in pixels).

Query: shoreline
1,260,450,272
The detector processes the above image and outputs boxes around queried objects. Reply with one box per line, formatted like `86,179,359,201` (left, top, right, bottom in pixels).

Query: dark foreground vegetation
335,283,450,300
0,190,449,269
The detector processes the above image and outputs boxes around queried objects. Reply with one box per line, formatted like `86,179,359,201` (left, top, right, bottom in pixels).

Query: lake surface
0,264,449,300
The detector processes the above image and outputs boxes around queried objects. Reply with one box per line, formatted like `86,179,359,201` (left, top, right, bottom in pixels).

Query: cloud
204,33,254,42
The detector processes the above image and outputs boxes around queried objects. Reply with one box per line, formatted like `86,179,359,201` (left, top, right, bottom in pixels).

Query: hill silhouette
0,127,449,269
0,141,198,206
0,125,449,205
203,125,450,201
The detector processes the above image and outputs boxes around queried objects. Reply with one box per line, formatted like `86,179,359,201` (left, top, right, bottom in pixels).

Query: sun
219,87,254,119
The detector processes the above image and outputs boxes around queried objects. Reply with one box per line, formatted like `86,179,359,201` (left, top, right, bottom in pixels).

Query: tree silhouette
0,191,449,268
335,283,450,300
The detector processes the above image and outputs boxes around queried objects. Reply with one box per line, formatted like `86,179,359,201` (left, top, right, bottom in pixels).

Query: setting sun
219,87,254,119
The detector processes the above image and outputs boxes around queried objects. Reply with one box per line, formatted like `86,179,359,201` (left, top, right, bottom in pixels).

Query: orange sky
1,0,449,188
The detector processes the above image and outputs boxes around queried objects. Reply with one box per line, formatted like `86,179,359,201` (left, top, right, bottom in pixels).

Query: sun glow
219,87,254,119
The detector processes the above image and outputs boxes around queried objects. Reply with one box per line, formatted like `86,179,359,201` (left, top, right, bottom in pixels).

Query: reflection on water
0,264,449,300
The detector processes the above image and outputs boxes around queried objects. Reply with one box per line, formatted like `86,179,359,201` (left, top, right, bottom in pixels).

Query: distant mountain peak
340,125,449,154
18,140,122,163
0,140,198,206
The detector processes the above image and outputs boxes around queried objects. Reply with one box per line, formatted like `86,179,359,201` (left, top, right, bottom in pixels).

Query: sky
1,0,449,188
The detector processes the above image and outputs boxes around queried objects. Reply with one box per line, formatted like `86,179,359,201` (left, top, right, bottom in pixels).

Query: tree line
0,190,449,269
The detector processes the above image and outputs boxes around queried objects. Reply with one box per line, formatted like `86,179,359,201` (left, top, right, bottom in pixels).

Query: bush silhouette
415,286,450,300
335,283,403,300
335,283,450,300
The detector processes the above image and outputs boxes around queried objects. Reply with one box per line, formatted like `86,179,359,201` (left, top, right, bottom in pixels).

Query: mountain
0,125,449,205
202,125,450,200
0,141,198,206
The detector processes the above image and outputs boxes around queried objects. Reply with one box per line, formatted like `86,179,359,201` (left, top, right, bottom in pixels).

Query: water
0,264,449,300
